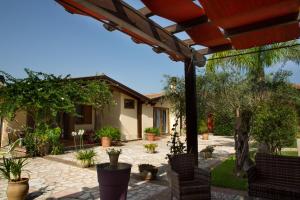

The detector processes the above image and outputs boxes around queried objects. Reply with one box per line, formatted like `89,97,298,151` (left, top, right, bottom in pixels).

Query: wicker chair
167,154,211,200
247,153,300,200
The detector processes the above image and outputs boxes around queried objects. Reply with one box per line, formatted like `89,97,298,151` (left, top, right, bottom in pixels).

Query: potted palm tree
0,157,29,200
106,148,122,168
96,127,121,147
144,127,160,141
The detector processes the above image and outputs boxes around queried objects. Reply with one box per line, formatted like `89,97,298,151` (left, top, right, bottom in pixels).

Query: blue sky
0,0,299,94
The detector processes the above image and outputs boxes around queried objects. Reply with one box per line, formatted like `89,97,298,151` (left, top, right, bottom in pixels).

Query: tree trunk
234,108,252,176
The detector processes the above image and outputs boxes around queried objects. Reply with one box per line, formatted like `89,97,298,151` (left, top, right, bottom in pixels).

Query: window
124,99,135,109
76,105,92,124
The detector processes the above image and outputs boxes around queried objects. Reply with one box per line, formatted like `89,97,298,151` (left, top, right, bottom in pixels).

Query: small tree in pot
96,127,121,148
106,148,122,168
144,127,160,141
138,164,158,180
0,157,29,200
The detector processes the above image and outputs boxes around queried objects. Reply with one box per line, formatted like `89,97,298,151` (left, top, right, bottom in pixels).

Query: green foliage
144,127,160,136
213,112,235,136
212,156,248,191
167,117,186,159
0,157,28,182
0,68,113,127
198,120,207,134
144,143,158,153
251,102,298,154
96,127,121,140
75,149,96,161
23,124,64,156
106,148,122,155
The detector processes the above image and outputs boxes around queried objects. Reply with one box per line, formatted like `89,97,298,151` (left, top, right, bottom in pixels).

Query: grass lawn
281,151,298,156
211,156,248,191
211,151,298,191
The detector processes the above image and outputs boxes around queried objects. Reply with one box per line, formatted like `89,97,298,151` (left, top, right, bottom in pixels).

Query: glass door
153,108,169,134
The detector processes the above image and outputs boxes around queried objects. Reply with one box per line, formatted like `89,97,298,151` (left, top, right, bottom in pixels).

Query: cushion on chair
169,154,195,181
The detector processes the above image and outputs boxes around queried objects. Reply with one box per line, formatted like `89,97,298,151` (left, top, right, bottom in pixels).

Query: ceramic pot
79,159,92,168
101,137,112,147
202,133,209,140
7,178,29,200
97,163,132,200
146,133,155,141
109,153,120,167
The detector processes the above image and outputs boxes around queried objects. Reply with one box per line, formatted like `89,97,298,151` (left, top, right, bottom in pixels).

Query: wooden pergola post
184,58,198,165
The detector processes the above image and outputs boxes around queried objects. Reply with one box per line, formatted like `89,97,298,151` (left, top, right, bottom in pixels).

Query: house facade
0,75,178,146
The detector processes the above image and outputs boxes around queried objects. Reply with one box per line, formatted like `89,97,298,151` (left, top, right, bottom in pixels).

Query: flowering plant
72,129,85,150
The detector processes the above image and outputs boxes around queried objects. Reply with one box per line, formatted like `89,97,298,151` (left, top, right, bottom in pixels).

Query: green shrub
144,127,160,136
198,119,207,134
251,102,298,154
96,127,121,140
213,113,235,136
144,143,158,153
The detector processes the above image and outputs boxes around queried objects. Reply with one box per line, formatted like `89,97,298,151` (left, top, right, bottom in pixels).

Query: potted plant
144,143,158,153
200,145,215,159
144,127,160,141
198,120,209,140
96,148,131,200
106,148,122,168
138,164,158,180
96,127,121,148
0,157,29,200
76,149,96,168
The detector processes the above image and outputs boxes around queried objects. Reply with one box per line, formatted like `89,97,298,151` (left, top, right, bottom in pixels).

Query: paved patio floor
0,135,250,200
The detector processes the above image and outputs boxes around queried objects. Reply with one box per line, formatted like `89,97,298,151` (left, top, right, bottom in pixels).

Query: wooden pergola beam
56,0,205,66
138,6,154,18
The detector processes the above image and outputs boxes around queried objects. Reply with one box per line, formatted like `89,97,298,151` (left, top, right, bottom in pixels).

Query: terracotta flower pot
202,133,209,140
7,178,29,200
146,133,156,141
155,135,161,140
79,159,93,168
101,137,112,147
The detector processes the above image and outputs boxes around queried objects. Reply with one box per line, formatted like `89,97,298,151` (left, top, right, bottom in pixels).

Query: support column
184,59,198,165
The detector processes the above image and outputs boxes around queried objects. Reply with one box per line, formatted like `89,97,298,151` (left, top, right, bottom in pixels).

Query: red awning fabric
56,0,300,52
231,22,300,49
186,23,230,47
142,0,205,23
198,0,300,29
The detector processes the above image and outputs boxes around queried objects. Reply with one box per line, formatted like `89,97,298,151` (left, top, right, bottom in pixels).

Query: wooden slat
56,0,205,66
138,6,154,18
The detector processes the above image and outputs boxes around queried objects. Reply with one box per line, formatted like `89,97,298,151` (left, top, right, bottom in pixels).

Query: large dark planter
96,163,132,200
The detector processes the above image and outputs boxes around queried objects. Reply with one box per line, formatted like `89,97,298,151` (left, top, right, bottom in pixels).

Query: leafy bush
76,149,96,161
0,157,28,181
106,148,122,155
251,102,298,154
198,119,208,134
144,127,160,136
213,112,235,136
96,127,121,140
144,143,158,153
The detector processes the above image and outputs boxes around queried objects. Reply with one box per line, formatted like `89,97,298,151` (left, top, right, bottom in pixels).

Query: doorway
153,107,169,134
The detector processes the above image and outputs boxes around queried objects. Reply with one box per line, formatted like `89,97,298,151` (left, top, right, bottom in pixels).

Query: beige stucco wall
141,99,178,138
119,93,138,140
1,111,27,147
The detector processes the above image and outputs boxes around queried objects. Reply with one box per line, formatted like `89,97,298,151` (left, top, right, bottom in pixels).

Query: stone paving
0,135,245,200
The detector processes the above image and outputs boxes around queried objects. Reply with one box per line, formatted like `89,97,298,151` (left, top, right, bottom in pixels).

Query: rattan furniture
247,153,300,200
167,154,211,200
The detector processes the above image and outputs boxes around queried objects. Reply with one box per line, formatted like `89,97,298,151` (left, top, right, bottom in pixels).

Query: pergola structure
55,0,300,164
